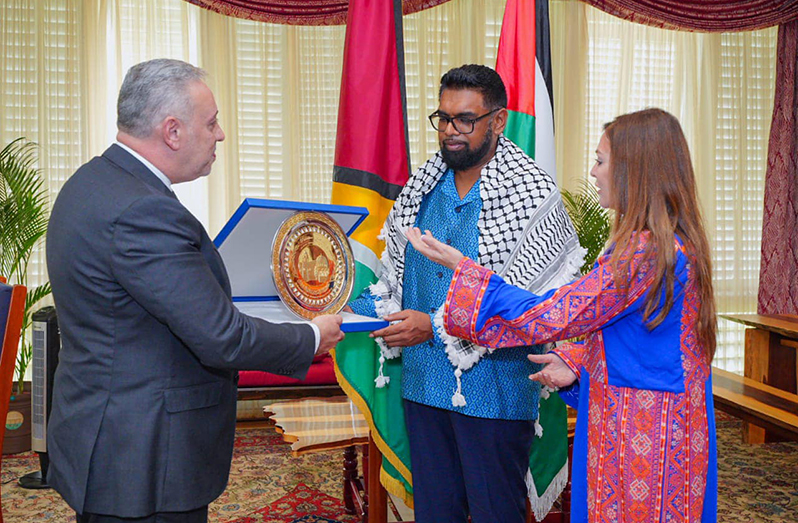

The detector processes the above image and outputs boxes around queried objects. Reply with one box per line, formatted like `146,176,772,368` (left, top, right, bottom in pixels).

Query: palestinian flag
497,0,556,178
497,0,569,518
331,0,414,507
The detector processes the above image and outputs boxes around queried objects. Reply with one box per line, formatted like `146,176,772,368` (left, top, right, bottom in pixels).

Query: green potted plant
561,181,612,274
0,138,51,454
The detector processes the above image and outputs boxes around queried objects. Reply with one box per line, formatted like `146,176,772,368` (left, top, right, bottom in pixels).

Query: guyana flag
331,0,414,507
497,0,569,518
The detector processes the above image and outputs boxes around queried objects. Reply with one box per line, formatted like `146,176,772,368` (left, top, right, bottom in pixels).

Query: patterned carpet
1,424,359,523
1,412,796,522
715,413,798,522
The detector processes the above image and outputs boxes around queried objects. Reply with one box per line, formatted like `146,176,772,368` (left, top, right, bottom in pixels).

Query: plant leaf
561,181,612,274
0,138,51,393
0,138,49,285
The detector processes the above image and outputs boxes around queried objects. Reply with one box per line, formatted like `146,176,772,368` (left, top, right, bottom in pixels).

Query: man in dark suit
46,58,345,523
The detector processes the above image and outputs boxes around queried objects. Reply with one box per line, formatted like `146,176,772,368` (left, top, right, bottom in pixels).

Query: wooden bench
712,366,798,442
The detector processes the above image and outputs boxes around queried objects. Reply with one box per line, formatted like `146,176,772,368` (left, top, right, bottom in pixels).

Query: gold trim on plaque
271,211,355,320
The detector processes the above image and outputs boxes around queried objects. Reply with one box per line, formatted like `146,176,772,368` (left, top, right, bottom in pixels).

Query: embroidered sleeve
547,344,583,409
552,341,586,378
444,241,654,348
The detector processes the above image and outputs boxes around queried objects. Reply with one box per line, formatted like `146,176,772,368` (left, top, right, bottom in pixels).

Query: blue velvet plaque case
214,198,388,333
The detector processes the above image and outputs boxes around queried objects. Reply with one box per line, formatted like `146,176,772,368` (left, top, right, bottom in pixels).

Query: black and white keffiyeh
370,135,585,405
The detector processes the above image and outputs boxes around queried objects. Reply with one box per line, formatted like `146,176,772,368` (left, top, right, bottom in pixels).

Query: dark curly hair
439,64,507,110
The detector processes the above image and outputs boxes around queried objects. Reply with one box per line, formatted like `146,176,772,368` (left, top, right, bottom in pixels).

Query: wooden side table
266,397,389,523
267,397,576,523
267,397,369,455
722,313,798,443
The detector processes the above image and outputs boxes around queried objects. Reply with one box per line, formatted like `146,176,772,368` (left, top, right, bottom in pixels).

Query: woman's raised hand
405,227,465,270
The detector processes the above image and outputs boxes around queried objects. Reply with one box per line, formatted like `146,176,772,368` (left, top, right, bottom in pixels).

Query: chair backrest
0,281,28,455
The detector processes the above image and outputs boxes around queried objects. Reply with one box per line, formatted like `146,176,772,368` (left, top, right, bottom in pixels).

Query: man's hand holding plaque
370,310,433,348
312,314,346,356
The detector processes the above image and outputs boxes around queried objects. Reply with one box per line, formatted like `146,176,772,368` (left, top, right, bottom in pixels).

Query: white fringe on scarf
526,460,571,521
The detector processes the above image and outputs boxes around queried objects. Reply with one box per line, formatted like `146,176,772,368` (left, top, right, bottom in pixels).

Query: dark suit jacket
45,145,316,517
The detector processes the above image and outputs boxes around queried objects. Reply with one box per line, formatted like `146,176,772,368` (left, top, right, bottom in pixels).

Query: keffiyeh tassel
534,418,544,438
370,240,402,387
374,353,390,388
433,305,488,406
452,368,466,407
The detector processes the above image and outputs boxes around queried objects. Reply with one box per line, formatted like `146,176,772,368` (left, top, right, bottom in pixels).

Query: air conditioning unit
19,306,59,489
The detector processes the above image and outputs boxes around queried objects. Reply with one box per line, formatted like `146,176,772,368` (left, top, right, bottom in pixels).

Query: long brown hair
604,108,716,363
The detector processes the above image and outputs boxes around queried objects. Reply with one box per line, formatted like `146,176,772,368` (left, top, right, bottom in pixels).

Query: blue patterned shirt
350,169,541,420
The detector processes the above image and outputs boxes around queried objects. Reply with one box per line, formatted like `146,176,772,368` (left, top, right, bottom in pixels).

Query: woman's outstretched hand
528,353,578,389
405,227,465,270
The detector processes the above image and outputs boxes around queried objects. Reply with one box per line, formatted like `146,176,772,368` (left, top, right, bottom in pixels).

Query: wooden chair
0,278,28,523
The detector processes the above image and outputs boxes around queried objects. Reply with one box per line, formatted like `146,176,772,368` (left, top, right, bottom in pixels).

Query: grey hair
117,59,207,138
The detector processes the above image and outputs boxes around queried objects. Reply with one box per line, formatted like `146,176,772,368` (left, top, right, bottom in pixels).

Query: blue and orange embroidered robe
443,235,717,523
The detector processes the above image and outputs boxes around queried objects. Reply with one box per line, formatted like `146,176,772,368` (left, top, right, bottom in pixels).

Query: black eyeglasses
428,109,500,134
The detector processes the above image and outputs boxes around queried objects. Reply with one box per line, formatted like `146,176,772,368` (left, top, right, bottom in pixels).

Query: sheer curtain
197,0,506,231
0,1,87,301
197,13,347,229
0,0,777,372
550,0,777,372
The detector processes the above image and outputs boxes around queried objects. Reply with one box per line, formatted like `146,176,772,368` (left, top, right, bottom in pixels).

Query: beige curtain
550,0,777,372
0,0,777,372
196,0,508,232
0,0,87,303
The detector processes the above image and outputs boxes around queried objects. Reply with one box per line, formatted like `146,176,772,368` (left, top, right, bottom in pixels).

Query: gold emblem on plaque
271,211,355,320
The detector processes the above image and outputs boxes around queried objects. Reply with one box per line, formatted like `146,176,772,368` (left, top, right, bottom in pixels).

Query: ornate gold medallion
271,211,355,319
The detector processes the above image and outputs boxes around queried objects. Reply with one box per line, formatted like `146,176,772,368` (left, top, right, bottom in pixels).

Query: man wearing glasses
348,64,582,523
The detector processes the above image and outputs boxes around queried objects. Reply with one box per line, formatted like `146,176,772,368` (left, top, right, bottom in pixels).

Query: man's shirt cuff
310,322,321,353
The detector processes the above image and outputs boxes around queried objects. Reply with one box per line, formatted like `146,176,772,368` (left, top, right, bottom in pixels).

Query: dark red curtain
183,0,451,26
581,0,798,32
758,21,798,315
